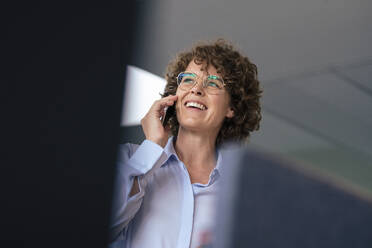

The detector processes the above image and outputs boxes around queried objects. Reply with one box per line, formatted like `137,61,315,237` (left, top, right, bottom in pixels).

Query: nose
190,80,204,96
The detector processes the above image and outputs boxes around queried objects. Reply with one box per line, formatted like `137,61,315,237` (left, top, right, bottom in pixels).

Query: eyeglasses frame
176,71,227,94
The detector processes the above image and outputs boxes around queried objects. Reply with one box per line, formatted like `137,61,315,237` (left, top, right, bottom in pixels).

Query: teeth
186,102,206,110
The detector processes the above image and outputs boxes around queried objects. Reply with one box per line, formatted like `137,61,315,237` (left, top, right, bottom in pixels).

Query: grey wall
125,0,372,193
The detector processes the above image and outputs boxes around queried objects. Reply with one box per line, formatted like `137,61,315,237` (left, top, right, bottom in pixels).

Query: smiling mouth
185,101,207,110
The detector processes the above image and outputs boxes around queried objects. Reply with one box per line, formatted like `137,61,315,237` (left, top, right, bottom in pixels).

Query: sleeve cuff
128,139,165,174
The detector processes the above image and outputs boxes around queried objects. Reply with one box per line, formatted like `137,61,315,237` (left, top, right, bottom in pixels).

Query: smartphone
162,104,175,127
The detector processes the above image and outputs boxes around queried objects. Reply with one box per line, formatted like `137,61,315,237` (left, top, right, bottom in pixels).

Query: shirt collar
163,136,223,183
209,150,223,185
162,136,179,164
215,148,223,174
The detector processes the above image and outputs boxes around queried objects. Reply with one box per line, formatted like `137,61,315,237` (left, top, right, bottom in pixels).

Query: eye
182,77,195,84
207,81,222,89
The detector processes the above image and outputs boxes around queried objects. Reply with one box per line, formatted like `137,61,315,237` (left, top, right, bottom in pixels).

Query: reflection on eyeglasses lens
177,72,225,94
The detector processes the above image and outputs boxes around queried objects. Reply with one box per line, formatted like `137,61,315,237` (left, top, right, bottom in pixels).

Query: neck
174,127,218,183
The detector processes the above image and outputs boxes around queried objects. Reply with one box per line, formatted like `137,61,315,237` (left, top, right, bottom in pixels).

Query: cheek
212,96,231,118
175,89,184,112
175,86,185,97
212,95,230,108
175,88,181,97
175,88,188,105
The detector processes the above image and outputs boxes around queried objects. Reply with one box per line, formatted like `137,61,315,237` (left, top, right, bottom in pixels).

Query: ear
226,107,234,118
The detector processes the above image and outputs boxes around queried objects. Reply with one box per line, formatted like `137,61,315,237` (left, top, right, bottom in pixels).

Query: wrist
148,137,167,148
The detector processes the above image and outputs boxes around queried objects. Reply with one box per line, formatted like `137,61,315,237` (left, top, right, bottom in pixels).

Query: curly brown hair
162,39,262,146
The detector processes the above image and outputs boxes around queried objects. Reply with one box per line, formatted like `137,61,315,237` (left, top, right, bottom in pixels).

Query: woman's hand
141,95,178,148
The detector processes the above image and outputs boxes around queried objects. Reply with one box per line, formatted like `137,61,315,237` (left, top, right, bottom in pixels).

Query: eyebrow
183,72,197,76
184,71,222,79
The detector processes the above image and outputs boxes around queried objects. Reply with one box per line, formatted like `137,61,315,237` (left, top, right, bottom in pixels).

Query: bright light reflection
121,65,166,126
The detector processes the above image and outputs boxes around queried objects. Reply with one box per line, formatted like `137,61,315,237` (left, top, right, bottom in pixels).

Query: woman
109,39,262,248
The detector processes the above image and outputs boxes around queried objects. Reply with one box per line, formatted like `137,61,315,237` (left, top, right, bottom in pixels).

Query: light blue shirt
109,137,223,248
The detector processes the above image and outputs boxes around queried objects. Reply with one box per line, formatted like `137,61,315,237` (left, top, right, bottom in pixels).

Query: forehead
185,60,220,76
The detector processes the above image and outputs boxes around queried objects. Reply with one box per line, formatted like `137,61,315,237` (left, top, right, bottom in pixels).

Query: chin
179,120,205,132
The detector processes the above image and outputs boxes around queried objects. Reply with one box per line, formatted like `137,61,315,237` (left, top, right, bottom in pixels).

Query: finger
163,94,178,100
152,96,178,111
162,95,178,104
161,95,178,106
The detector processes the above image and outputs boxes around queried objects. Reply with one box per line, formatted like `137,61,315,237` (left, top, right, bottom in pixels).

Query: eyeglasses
176,72,226,95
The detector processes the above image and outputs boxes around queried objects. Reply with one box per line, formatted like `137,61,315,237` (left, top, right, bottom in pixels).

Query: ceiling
123,0,372,193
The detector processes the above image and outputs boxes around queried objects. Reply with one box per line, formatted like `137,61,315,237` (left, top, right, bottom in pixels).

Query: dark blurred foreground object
1,0,135,247
215,147,372,248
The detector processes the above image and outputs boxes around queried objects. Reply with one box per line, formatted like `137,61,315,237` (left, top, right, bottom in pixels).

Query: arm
109,95,178,242
109,140,165,242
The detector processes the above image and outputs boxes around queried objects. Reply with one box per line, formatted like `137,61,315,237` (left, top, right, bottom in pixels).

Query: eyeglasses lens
177,73,224,94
